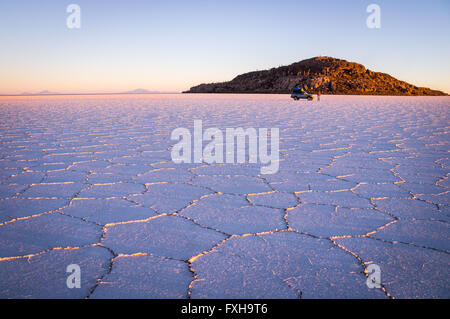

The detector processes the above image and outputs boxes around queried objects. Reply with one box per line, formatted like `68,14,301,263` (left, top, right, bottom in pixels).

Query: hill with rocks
184,57,447,96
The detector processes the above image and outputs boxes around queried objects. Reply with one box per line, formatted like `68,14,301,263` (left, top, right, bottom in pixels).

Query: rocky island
184,57,447,96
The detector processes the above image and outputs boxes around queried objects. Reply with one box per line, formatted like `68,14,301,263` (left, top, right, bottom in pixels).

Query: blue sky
0,0,449,94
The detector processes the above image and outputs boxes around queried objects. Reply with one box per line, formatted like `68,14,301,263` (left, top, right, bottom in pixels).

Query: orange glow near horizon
1,1,449,95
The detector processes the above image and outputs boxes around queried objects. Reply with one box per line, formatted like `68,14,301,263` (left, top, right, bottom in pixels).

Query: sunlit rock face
184,57,448,96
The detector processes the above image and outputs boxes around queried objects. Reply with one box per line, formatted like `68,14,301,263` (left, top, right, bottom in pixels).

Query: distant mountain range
121,88,167,94
184,57,447,96
18,90,61,96
0,89,176,96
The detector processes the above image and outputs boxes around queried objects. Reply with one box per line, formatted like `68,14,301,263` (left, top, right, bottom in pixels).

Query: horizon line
0,91,182,97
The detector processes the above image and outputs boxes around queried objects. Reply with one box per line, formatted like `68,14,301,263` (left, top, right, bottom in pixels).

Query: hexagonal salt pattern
0,94,448,298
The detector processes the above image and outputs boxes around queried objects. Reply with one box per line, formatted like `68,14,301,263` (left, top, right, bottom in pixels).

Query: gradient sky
0,0,449,94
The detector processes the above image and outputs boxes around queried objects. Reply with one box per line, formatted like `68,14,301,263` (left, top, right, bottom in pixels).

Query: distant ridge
121,88,165,94
36,90,60,95
16,90,61,96
184,57,447,96
0,89,178,96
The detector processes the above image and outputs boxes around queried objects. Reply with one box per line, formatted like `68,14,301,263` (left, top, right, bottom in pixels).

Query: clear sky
0,0,449,94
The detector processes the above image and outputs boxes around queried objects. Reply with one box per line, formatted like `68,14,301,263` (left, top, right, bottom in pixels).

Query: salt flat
0,94,449,298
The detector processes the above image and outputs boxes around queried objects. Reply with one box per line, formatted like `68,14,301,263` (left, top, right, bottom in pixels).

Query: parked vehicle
291,88,314,101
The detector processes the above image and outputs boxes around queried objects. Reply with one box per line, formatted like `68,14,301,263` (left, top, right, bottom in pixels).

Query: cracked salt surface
0,94,449,298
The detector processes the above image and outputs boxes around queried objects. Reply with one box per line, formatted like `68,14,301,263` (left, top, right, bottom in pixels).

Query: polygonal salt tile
151,162,203,170
373,198,448,220
138,150,171,162
247,191,298,208
43,154,92,164
352,183,411,199
131,183,213,213
0,198,68,223
283,268,386,299
79,182,145,198
417,166,449,177
70,160,111,172
0,246,111,298
102,215,226,260
336,237,450,298
43,170,88,183
344,169,401,184
61,198,157,225
0,160,28,172
371,219,449,252
190,232,384,298
133,168,193,183
399,182,448,195
20,182,85,199
331,153,394,169
415,193,450,206
99,164,148,177
180,194,285,234
278,160,322,173
94,150,138,161
111,155,156,165
190,164,261,176
267,172,356,192
87,173,127,184
32,163,70,171
7,171,45,184
307,177,357,192
0,184,28,199
261,171,304,184
296,191,372,208
288,204,393,237
394,172,439,185
90,254,191,298
0,213,102,257
192,175,271,195
322,167,400,184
